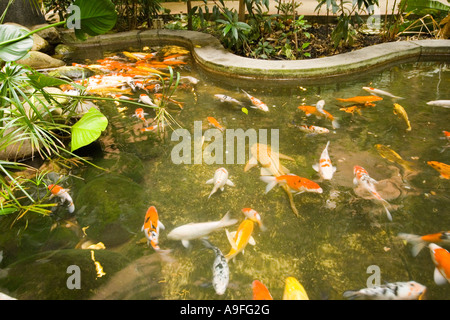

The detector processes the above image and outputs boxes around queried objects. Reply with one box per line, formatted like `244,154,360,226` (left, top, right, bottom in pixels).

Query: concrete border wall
61,29,450,81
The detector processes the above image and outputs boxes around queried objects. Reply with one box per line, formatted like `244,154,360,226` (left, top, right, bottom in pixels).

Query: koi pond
0,44,449,300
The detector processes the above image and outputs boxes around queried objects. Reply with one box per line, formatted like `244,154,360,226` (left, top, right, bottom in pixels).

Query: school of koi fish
34,47,450,301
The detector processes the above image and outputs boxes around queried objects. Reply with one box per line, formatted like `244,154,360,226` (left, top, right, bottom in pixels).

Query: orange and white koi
206,167,235,199
443,131,450,141
298,101,339,129
225,219,256,261
207,116,224,132
398,231,450,257
141,123,167,132
141,206,165,251
138,94,157,106
111,94,134,100
427,161,450,179
133,108,148,121
362,86,404,99
296,124,329,135
353,166,392,221
48,184,74,213
252,280,273,300
343,281,426,300
429,243,450,285
313,141,336,180
283,277,309,300
242,89,269,112
260,174,323,195
242,208,266,231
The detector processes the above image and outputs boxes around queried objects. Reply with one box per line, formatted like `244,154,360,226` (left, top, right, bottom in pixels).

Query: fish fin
220,186,224,191
332,166,337,173
208,186,217,199
260,176,278,194
159,221,165,230
332,120,340,129
280,165,291,174
248,236,256,246
295,191,305,195
434,268,448,285
369,177,378,184
342,290,359,300
278,153,295,161
226,229,238,250
312,164,319,172
353,178,359,186
244,157,258,172
219,211,238,227
226,179,235,187
181,240,191,248
201,238,214,250
206,178,214,184
384,204,393,221
141,224,145,232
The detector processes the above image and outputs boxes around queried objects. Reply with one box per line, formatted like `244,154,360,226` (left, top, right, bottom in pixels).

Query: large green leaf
404,0,450,15
0,24,33,62
71,107,108,152
72,0,118,41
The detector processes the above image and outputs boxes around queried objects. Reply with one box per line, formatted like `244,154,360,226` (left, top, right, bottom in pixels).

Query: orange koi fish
133,108,148,121
242,89,269,112
242,208,266,230
283,277,309,300
298,100,339,129
252,280,273,300
225,219,255,261
353,166,392,221
427,161,450,179
141,206,165,251
336,95,383,107
340,106,363,115
443,131,450,141
260,174,323,195
141,123,167,132
207,116,224,132
398,231,450,257
429,243,450,285
48,184,74,213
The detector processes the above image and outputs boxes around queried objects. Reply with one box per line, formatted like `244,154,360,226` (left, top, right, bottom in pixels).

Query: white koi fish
167,212,238,248
343,281,426,300
206,167,235,199
353,166,392,221
362,86,404,99
242,90,269,112
138,94,157,106
426,100,450,108
214,94,245,107
48,184,75,213
202,239,229,295
313,141,336,180
180,76,200,85
398,231,450,257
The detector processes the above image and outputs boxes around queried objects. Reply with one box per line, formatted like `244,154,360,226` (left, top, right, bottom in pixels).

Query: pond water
0,45,449,300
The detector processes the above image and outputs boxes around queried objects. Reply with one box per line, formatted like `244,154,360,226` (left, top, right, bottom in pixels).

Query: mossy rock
0,249,130,299
74,175,149,247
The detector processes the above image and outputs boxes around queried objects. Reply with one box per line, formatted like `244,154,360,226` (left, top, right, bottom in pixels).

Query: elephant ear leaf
0,24,33,62
71,107,108,152
71,0,117,41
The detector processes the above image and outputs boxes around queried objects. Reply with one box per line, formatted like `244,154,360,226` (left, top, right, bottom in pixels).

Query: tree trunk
0,0,46,27
238,0,246,22
187,0,192,30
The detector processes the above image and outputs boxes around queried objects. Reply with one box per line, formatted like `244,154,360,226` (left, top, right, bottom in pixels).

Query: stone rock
16,51,65,69
30,24,61,44
54,43,77,56
48,65,94,79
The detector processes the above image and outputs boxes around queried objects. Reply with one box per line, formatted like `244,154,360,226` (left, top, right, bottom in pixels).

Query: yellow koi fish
282,277,309,300
393,103,411,131
225,219,255,261
374,144,415,172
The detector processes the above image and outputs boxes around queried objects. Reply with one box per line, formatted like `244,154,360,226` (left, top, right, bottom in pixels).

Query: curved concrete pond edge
62,29,450,81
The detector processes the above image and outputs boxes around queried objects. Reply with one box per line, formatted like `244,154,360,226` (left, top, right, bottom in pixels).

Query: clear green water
0,48,449,300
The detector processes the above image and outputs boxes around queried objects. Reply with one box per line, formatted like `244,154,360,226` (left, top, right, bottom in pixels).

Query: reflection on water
0,46,449,300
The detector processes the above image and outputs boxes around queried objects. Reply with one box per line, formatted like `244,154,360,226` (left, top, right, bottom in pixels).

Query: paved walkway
161,0,399,15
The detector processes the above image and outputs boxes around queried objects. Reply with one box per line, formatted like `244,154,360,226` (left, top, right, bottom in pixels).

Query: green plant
252,40,275,59
216,7,252,51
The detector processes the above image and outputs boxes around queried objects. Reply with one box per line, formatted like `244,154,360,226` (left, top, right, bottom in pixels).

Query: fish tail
342,290,360,300
383,203,393,221
219,211,238,228
260,176,278,194
397,233,426,257
332,119,340,129
208,186,218,199
201,238,214,250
